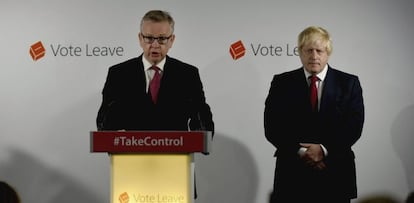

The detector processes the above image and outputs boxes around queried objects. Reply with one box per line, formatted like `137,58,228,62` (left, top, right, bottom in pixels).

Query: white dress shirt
299,65,329,157
142,57,166,92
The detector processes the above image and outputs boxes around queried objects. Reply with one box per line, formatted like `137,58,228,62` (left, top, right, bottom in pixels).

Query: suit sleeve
96,67,117,130
188,69,215,135
325,76,365,154
264,75,301,156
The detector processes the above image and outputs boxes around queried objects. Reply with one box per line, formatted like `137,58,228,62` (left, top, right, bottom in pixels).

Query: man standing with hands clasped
96,10,214,134
264,26,364,203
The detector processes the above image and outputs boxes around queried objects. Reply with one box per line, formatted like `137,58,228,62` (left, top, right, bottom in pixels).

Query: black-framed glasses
141,34,173,45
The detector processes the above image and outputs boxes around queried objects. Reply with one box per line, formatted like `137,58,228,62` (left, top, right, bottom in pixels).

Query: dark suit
96,55,214,133
264,66,364,202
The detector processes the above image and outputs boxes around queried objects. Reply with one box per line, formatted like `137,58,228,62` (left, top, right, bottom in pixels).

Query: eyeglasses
141,34,173,45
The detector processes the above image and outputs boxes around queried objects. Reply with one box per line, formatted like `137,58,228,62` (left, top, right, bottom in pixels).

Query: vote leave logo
29,40,125,61
118,192,129,203
30,41,46,61
229,39,299,61
229,40,246,60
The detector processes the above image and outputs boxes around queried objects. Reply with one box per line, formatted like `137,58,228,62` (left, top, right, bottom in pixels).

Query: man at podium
96,10,214,134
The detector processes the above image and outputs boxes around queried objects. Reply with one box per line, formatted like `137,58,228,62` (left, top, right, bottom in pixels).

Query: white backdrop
1,0,414,202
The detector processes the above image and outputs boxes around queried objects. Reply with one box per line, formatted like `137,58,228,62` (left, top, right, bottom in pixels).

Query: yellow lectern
90,131,212,203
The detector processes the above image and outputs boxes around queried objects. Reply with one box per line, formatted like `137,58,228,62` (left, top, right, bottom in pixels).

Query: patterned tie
149,66,161,103
310,75,319,112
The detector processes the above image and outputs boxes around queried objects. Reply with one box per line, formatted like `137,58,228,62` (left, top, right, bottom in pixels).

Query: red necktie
310,75,319,112
149,66,161,103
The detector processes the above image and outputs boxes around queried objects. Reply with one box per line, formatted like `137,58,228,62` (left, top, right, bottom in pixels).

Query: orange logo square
119,192,129,203
30,41,46,61
229,40,246,60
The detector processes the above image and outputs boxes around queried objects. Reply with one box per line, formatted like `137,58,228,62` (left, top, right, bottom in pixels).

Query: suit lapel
292,68,312,111
136,55,148,94
155,56,173,104
130,55,154,106
319,67,336,113
297,69,311,102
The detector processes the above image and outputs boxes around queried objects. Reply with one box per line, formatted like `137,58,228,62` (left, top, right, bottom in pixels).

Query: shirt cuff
298,147,307,157
320,144,328,157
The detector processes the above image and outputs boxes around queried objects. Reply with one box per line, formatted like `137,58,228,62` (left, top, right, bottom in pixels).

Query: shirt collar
303,64,328,81
142,56,166,71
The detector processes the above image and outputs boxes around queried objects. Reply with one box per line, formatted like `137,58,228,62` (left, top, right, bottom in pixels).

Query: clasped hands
299,143,326,170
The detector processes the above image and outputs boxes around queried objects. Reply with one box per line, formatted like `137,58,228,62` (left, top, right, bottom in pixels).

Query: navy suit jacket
96,55,214,133
264,66,364,200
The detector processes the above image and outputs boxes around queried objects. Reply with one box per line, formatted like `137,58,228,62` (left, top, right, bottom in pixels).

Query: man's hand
299,143,326,170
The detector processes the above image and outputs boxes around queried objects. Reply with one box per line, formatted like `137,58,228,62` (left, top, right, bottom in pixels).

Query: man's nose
310,50,318,59
150,40,161,47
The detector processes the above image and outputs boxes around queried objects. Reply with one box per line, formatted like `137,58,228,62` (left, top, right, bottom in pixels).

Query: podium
90,131,212,203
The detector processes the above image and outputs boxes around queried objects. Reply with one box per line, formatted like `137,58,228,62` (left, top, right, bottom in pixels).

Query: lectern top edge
90,130,212,154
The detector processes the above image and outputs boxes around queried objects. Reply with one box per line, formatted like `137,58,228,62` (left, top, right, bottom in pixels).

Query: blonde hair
298,26,332,56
